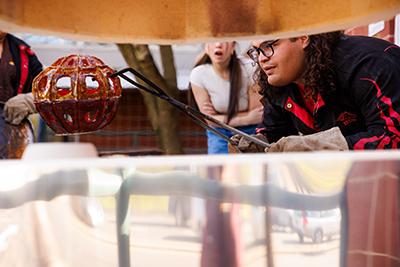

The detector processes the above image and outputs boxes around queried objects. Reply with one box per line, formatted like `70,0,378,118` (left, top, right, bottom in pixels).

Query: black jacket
6,34,42,95
260,35,400,149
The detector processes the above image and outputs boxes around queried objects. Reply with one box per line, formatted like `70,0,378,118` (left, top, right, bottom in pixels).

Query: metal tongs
110,68,270,149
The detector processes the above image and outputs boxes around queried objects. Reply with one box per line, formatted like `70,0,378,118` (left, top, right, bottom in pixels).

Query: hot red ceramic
32,55,122,135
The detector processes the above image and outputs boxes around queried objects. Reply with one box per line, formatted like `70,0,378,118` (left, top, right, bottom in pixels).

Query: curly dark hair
256,31,344,102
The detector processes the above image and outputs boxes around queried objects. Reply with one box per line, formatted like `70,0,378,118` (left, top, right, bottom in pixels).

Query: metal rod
111,68,270,149
117,72,233,144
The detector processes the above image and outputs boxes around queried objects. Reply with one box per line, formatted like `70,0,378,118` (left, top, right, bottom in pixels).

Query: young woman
189,41,263,154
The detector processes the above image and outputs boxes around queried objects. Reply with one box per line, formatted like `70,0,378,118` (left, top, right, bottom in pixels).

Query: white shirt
189,59,255,114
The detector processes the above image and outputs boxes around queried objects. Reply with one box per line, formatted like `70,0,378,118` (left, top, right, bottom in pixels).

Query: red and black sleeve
345,50,400,149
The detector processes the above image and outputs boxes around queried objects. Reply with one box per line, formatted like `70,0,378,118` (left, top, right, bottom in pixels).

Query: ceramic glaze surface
32,55,122,134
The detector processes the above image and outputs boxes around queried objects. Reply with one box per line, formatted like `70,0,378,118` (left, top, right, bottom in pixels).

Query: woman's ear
299,36,310,49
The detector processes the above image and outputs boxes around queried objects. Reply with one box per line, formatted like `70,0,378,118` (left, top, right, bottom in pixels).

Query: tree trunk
117,44,183,154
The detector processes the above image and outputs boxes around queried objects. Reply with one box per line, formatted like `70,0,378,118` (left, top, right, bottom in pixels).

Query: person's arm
229,87,303,153
27,47,43,88
191,82,263,127
344,53,400,149
260,95,298,143
225,83,263,127
190,83,218,116
4,45,42,125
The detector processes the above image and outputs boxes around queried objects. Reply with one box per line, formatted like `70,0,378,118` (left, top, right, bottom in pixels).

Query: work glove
265,127,349,152
4,93,36,125
228,133,268,153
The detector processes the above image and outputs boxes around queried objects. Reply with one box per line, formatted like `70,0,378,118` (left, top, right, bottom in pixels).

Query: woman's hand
224,106,263,127
244,106,263,125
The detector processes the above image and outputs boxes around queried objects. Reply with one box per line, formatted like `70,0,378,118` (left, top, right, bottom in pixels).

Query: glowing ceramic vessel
32,54,122,135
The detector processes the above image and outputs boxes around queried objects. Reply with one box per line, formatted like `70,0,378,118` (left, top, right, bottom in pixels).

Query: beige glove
4,93,36,125
228,133,268,153
266,127,349,152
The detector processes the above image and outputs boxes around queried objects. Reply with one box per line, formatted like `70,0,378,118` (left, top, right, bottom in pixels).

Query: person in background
0,31,42,158
240,31,400,152
189,41,263,154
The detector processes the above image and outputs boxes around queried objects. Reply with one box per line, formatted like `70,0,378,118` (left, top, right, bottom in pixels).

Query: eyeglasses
247,40,279,63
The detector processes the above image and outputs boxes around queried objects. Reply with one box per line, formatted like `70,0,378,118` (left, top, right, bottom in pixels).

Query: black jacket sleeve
344,51,400,149
261,96,298,143
27,48,43,82
25,47,43,93
7,34,43,94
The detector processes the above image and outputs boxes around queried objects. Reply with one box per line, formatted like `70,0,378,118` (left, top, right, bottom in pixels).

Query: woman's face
205,42,235,65
251,38,308,87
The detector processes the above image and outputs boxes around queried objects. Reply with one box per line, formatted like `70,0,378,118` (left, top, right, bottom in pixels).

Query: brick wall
345,18,395,42
78,89,207,155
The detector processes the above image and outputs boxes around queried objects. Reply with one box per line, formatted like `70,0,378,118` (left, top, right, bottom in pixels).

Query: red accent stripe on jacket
285,96,316,130
296,83,325,114
361,78,400,136
353,134,384,149
392,137,400,148
354,78,400,149
17,45,29,94
377,136,392,149
384,45,399,53
314,93,325,113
